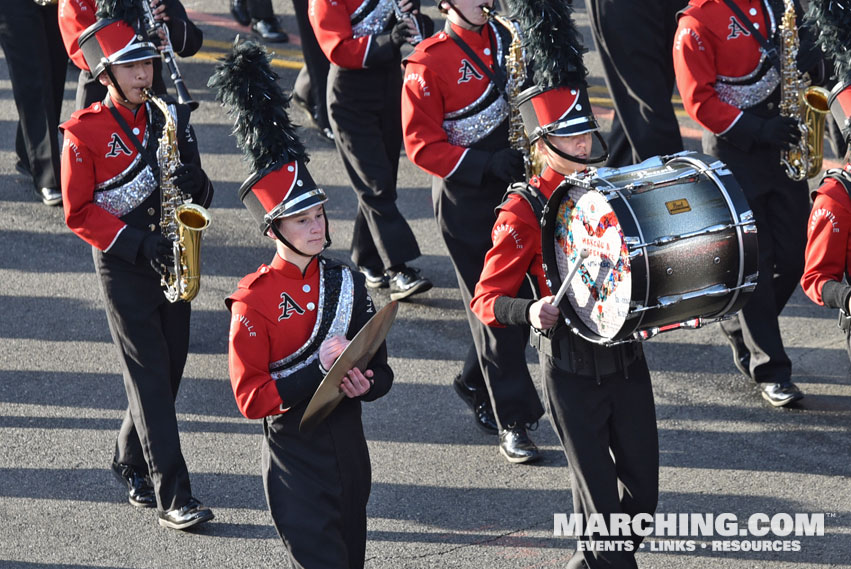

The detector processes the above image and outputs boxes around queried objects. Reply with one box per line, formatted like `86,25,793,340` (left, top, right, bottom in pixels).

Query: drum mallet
551,248,590,306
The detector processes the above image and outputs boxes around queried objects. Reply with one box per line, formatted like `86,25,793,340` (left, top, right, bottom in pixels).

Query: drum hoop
665,155,746,317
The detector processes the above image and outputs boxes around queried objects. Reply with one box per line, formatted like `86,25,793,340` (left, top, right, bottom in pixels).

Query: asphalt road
1,2,849,568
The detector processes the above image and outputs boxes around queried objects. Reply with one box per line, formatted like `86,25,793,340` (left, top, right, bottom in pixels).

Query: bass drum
541,152,758,344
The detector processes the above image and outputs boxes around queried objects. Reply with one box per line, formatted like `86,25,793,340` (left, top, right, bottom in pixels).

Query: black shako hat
208,40,328,252
507,0,608,164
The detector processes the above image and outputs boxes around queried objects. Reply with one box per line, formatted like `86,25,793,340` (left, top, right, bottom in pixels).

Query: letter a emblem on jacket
458,59,484,84
105,133,133,158
278,292,305,320
727,16,750,40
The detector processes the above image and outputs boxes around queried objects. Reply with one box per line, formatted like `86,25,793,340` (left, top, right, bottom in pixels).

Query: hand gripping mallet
551,248,590,307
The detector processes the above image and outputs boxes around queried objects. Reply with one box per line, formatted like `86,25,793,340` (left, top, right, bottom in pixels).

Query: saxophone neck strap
720,0,780,72
445,23,506,97
104,97,161,179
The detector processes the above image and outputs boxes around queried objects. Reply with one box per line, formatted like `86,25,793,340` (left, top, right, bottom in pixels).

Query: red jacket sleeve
61,129,136,255
59,0,96,71
309,0,396,69
471,197,541,327
673,14,742,135
802,182,851,307
402,59,473,180
228,300,286,420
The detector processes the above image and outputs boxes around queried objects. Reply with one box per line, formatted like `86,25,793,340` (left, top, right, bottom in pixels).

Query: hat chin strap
542,131,609,165
103,66,131,105
268,212,333,258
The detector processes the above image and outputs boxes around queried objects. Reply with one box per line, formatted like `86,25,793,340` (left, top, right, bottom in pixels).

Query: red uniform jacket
802,171,851,309
471,167,564,326
59,0,96,71
60,97,212,263
402,21,509,184
309,0,399,69
673,0,779,136
228,256,392,420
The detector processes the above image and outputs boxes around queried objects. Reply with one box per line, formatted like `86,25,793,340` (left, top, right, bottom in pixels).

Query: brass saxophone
143,88,211,303
481,5,533,179
777,0,830,180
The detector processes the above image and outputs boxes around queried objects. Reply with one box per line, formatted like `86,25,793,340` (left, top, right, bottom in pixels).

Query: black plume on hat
207,39,307,173
95,0,144,24
504,0,587,88
807,0,851,81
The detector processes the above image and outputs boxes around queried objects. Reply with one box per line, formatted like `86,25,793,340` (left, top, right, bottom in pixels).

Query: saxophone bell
164,203,211,303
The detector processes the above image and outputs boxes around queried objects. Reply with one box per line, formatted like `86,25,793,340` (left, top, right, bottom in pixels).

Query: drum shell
542,152,758,344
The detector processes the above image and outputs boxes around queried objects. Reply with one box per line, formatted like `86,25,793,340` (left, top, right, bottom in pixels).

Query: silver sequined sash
269,263,354,379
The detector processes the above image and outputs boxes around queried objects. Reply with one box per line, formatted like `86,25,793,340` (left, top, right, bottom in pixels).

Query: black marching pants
543,356,659,569
585,0,686,167
327,64,421,271
719,185,809,382
263,399,371,569
434,173,544,428
0,1,67,191
291,0,330,129
93,249,193,512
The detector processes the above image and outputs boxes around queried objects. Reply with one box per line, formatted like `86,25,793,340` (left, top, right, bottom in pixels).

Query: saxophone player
401,0,544,463
673,0,823,407
60,11,214,530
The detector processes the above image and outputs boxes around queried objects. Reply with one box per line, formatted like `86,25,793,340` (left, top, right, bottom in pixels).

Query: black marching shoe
388,266,432,301
499,425,540,464
111,461,155,508
37,187,62,207
252,18,289,43
291,94,336,143
761,381,804,407
229,0,250,26
158,497,214,530
452,377,498,434
359,266,390,289
722,327,750,377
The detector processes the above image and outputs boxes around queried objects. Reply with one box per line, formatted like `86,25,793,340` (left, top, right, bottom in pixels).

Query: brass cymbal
299,300,399,433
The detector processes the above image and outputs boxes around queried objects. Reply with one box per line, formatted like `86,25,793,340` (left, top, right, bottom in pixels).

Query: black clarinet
139,0,198,110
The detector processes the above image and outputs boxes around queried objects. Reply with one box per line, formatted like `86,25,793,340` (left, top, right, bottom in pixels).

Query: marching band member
673,0,822,407
471,1,657,565
59,0,203,109
801,1,851,362
0,0,67,206
309,0,434,301
211,41,393,569
401,0,544,462
60,6,214,529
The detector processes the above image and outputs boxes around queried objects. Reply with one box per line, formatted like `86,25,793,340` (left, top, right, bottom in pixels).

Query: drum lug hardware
666,267,673,275
713,256,721,264
630,223,730,249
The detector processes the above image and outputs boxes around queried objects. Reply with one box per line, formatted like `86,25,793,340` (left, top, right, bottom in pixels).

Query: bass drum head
542,181,634,343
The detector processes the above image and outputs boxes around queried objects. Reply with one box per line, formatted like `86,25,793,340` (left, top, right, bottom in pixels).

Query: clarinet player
59,0,203,109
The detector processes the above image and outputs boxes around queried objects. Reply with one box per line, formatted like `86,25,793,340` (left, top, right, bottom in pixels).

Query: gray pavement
1,2,849,568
